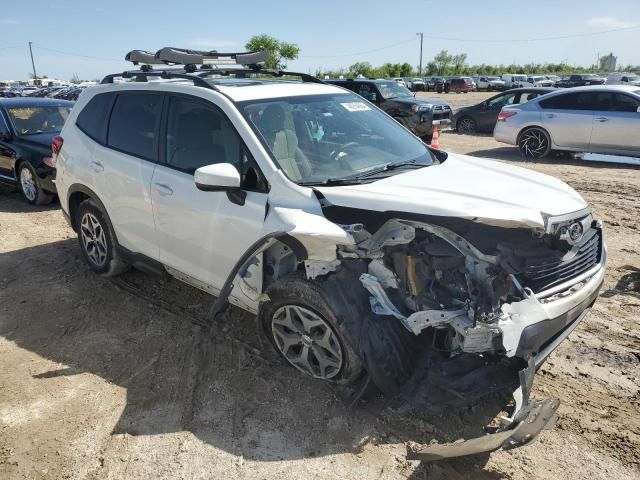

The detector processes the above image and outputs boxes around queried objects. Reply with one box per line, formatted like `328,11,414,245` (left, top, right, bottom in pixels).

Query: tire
17,162,54,206
259,266,417,393
260,273,365,386
75,199,129,276
517,127,552,159
457,116,476,134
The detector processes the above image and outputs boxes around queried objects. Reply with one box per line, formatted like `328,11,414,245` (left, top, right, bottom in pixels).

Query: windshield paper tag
341,102,371,112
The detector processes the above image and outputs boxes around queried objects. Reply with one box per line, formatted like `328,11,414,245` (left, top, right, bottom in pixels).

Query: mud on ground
0,130,639,479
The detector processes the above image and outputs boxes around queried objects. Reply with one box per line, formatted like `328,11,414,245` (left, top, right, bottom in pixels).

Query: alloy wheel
80,212,108,267
20,167,37,202
518,128,550,158
271,305,343,380
458,117,476,134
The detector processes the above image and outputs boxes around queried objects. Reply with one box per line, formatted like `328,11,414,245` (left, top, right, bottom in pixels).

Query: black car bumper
35,164,57,194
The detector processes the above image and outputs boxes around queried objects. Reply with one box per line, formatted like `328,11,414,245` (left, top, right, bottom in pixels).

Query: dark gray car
452,88,554,134
327,79,451,139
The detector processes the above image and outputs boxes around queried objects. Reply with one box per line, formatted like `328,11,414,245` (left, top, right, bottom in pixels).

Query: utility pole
416,32,423,76
28,41,37,81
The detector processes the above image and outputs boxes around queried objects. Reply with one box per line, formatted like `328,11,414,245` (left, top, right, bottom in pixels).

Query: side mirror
637,106,640,113
195,163,246,206
195,163,241,191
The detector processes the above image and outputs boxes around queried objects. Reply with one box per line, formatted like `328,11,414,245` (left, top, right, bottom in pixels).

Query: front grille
432,105,451,120
519,228,602,293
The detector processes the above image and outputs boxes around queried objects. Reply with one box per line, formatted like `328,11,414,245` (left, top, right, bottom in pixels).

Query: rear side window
539,92,595,110
76,93,115,143
107,92,163,161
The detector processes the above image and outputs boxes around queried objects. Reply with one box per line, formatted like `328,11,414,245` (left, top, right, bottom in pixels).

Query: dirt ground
1,109,639,479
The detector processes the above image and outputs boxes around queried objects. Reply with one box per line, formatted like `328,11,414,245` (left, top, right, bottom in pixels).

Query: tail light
52,135,64,155
45,136,64,168
497,111,517,122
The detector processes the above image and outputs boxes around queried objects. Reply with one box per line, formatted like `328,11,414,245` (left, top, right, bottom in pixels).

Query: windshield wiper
354,159,429,179
298,177,364,187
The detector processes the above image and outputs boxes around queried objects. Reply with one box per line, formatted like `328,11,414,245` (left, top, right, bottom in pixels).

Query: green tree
433,50,452,75
245,34,300,70
451,53,467,74
348,61,374,78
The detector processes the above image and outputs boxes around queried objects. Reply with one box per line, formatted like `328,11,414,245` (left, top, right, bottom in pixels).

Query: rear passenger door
539,92,595,148
150,94,268,291
589,92,640,154
89,91,162,260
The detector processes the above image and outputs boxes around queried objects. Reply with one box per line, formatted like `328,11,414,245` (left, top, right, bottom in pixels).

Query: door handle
153,183,173,196
544,113,556,118
595,117,609,122
89,161,104,172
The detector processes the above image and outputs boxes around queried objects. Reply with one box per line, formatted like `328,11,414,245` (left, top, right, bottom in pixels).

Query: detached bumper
408,397,559,461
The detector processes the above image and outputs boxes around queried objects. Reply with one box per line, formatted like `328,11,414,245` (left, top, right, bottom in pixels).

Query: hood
316,153,587,230
389,96,449,107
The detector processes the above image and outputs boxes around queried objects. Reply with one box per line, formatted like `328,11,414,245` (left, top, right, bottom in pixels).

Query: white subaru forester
54,48,606,460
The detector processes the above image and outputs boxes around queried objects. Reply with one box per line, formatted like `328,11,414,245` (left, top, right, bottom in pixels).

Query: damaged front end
328,210,605,460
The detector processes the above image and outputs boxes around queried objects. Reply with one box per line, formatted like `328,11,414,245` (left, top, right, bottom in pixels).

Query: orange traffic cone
430,126,440,150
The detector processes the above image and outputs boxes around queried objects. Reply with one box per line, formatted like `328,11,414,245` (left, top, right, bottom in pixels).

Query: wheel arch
66,184,116,238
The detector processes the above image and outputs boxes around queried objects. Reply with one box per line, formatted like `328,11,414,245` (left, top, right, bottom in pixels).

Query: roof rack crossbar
100,70,217,90
197,68,325,84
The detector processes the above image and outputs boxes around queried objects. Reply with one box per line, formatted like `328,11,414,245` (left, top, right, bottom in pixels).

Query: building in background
600,53,617,72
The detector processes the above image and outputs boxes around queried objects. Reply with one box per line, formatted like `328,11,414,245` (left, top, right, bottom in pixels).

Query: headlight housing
411,104,433,113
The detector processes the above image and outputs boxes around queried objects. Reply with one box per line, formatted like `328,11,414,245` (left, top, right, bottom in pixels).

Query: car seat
259,104,310,181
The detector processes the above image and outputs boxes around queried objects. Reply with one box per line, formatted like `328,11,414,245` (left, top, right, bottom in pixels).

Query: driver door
150,94,268,291
478,92,516,131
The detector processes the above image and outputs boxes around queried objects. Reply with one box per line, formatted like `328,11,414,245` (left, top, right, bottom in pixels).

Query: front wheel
260,275,364,386
518,127,552,159
18,163,54,206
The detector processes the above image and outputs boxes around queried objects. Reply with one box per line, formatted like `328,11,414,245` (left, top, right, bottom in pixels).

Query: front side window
165,96,265,190
7,105,70,135
355,84,378,102
242,93,434,185
107,92,162,160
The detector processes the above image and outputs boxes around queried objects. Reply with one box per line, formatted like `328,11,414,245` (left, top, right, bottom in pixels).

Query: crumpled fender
261,205,355,262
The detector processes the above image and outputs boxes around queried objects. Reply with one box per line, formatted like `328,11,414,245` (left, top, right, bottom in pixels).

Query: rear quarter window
76,93,115,143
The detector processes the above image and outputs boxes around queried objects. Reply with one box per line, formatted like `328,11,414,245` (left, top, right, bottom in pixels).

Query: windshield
7,106,70,135
242,93,434,185
377,82,412,99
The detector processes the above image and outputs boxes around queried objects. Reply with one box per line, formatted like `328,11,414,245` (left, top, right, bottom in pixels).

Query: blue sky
1,0,639,81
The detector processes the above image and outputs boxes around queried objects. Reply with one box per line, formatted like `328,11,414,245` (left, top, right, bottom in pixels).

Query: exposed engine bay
327,213,602,363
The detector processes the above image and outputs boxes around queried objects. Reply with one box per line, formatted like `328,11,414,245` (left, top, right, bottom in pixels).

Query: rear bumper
493,121,518,145
35,164,57,194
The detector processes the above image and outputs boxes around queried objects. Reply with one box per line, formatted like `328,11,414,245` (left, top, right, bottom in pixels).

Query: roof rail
125,47,269,68
100,70,216,90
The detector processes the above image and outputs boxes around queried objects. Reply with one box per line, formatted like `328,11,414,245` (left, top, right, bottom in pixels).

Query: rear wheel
18,163,54,206
517,127,552,159
75,199,129,276
457,116,476,134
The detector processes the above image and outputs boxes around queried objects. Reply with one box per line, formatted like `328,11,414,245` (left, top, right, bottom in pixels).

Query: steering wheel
329,142,360,162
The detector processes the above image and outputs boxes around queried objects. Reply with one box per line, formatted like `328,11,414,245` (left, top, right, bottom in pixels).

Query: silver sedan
494,85,640,158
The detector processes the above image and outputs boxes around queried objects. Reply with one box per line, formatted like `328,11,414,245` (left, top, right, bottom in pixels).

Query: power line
301,24,640,60
420,24,640,43
31,45,123,62
303,37,417,58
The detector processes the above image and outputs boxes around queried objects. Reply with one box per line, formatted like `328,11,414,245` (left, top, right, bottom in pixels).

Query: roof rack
125,47,269,69
101,47,324,88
